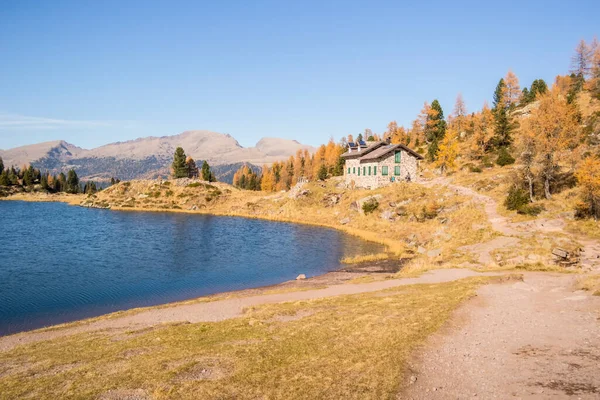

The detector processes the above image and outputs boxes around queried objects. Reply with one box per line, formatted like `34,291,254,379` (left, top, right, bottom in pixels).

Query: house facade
341,140,424,189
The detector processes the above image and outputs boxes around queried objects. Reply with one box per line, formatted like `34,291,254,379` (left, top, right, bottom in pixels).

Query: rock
349,201,359,212
380,210,395,221
138,194,149,199
395,206,408,216
296,274,306,280
417,246,427,254
409,375,417,385
427,248,442,258
323,193,342,207
472,223,486,231
389,202,397,208
438,217,448,224
340,217,351,225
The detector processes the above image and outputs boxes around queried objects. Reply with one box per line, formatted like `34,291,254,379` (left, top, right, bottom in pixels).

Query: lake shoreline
0,194,395,338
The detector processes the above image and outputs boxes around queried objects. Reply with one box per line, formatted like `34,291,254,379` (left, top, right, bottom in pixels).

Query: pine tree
425,99,446,160
41,173,49,191
0,171,9,186
171,147,189,178
0,157,3,175
492,78,513,147
317,164,328,181
201,161,215,182
23,166,35,186
186,156,199,178
66,169,80,193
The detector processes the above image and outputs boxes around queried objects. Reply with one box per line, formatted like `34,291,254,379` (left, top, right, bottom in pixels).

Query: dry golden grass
341,253,389,264
0,276,509,400
577,274,600,295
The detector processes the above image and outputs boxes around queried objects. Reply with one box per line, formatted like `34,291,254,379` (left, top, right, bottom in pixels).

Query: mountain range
0,131,316,183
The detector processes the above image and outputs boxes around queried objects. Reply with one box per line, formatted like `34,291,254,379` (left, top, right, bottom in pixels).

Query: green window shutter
353,167,355,174
368,166,371,175
358,167,360,176
363,167,366,175
395,151,401,163
394,166,401,176
347,167,350,174
382,166,388,176
374,166,377,176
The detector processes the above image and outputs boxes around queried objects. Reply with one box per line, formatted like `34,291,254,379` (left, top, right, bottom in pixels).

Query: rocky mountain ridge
0,131,315,183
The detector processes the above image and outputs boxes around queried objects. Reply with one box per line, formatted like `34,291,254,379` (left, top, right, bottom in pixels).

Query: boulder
296,274,306,280
356,194,383,215
380,210,395,221
417,246,427,254
323,193,342,207
427,248,442,258
340,217,351,225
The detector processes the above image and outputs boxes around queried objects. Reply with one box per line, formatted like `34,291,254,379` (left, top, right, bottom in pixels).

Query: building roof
359,143,424,161
340,141,386,159
341,141,424,161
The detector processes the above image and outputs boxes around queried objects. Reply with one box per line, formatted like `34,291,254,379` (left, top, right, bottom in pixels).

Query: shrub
504,186,530,211
362,198,379,214
517,204,544,216
469,165,483,173
165,190,174,197
187,182,202,188
422,201,440,219
496,147,516,166
482,156,494,168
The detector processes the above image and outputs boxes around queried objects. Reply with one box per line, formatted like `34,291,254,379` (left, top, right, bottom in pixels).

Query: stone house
341,140,424,189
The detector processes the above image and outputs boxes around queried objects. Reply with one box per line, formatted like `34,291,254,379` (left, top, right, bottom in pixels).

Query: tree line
0,160,99,194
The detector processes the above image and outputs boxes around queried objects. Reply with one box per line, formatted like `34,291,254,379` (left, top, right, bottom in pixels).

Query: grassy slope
0,276,514,400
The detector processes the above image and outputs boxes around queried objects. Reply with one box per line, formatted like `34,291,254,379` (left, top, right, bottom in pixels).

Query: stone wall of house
343,149,420,189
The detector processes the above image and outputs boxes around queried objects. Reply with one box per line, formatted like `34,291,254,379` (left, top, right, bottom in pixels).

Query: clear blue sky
1,0,598,150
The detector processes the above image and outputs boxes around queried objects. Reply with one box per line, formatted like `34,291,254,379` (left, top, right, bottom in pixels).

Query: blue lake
0,201,383,335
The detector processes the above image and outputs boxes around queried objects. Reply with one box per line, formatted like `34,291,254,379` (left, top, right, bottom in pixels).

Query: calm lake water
0,201,382,335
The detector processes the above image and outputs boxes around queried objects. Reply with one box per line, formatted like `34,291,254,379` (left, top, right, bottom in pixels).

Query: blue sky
0,0,598,150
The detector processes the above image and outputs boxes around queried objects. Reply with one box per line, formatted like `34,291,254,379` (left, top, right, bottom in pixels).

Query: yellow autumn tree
575,155,600,218
470,103,495,159
503,70,521,107
451,93,468,135
435,127,459,174
260,165,275,192
520,86,580,199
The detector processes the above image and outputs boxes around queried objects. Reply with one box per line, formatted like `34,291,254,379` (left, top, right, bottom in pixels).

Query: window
353,167,356,174
374,166,377,176
395,151,401,163
363,167,366,175
368,166,371,175
382,166,388,176
394,166,401,176
358,167,360,176
347,167,351,174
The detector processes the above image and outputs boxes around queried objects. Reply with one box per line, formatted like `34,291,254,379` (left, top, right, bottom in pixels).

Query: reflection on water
0,201,383,335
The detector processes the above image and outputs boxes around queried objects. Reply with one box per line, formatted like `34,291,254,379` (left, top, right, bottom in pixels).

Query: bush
481,156,494,168
187,182,202,188
517,204,544,216
165,190,174,197
504,186,530,211
496,147,516,166
362,198,379,214
469,165,483,173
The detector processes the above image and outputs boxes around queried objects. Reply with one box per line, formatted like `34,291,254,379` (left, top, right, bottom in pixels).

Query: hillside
0,131,315,183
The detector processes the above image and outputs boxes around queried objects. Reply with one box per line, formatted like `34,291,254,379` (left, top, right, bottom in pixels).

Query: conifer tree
317,164,328,181
41,173,49,191
66,169,80,193
171,147,189,178
492,78,513,147
0,157,3,175
0,171,9,186
425,99,446,161
201,161,215,182
186,156,199,178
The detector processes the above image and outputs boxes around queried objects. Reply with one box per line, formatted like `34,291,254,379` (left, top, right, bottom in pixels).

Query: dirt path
0,268,501,352
402,272,600,399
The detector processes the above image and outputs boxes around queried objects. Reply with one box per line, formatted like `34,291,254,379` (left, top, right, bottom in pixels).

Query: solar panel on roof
348,142,356,147
358,140,366,146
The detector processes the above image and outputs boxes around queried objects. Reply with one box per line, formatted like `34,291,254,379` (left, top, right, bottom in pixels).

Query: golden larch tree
520,86,580,199
434,127,459,174
575,155,600,218
503,70,521,107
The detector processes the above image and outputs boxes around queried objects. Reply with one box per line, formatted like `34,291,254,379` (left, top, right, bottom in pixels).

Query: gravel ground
402,272,600,399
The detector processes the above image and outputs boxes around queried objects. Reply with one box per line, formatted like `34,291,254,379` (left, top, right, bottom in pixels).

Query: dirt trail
402,273,600,399
0,268,501,352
